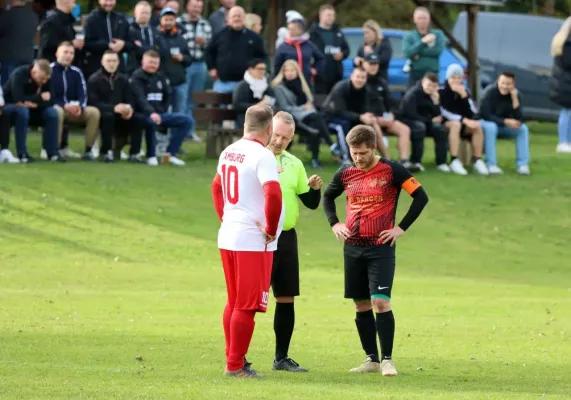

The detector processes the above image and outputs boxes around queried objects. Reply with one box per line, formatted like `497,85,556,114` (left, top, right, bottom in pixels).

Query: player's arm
393,162,428,231
257,153,283,237
322,166,347,226
211,173,224,222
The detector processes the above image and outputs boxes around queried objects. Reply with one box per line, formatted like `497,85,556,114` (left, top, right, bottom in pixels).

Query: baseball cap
364,53,380,63
160,8,176,17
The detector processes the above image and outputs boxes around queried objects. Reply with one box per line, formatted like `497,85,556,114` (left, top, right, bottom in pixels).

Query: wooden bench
193,92,241,158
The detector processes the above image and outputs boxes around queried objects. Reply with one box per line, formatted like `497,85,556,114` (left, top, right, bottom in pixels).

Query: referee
268,111,322,373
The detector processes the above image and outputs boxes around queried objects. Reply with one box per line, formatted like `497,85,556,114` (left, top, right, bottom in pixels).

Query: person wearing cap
438,64,491,176
276,10,304,49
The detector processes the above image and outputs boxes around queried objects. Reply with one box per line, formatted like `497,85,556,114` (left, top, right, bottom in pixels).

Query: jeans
171,84,187,114
0,60,27,85
145,112,192,156
213,80,239,94
557,108,571,144
482,121,530,168
1,104,29,155
181,62,207,115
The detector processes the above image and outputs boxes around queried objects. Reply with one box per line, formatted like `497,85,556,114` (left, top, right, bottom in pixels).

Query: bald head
228,6,245,30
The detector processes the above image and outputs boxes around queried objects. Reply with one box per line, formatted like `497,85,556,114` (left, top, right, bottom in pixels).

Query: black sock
451,156,458,162
274,302,295,361
376,311,395,360
472,156,481,163
355,310,379,362
85,146,92,153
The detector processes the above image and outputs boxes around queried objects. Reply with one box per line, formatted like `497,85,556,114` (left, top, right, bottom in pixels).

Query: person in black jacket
232,59,274,129
155,7,192,113
205,5,267,94
130,50,192,166
128,1,160,74
308,4,349,95
88,50,145,163
38,0,83,64
353,20,392,83
549,19,571,154
83,0,134,79
395,72,448,172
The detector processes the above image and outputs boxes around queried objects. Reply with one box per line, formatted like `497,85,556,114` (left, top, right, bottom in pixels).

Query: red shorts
219,249,273,312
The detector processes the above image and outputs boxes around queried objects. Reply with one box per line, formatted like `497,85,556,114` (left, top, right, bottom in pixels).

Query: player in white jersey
211,105,284,378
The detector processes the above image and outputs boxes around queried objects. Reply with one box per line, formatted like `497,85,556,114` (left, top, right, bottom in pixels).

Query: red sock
223,303,233,359
227,310,256,371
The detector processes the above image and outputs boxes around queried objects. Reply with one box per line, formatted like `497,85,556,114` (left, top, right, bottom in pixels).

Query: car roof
342,27,408,37
456,10,563,24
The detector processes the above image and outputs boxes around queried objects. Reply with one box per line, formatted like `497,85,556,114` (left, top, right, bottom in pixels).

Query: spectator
244,13,262,35
353,19,392,84
439,64,490,176
128,1,159,74
479,72,530,175
232,59,274,128
362,53,415,170
276,10,304,49
177,0,211,139
38,0,83,63
149,0,165,27
274,17,325,87
549,17,571,154
272,59,340,168
83,0,133,78
205,6,266,94
1,60,63,162
130,50,191,166
88,50,145,163
308,4,349,95
0,0,40,83
163,0,179,14
395,72,448,172
0,81,21,163
155,8,192,114
49,41,100,160
402,7,444,88
208,0,235,35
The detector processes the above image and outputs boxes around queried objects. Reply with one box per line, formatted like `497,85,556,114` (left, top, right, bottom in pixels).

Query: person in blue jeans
479,72,530,175
549,20,571,154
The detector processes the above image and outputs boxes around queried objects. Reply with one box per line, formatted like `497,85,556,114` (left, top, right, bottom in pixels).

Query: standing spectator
49,41,101,160
274,17,325,87
402,7,444,88
38,0,83,64
177,0,211,139
309,4,349,95
395,72,448,172
128,1,159,73
0,81,21,163
130,50,191,166
205,6,266,94
232,58,274,128
276,10,304,49
479,72,530,175
88,50,146,163
163,0,179,14
83,0,133,79
149,0,165,27
353,20,392,84
0,0,39,83
1,60,63,162
155,7,192,113
244,13,262,35
208,0,235,35
549,17,571,154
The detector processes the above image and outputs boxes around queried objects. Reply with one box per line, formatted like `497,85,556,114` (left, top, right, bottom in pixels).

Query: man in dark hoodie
128,0,160,74
38,0,83,64
308,4,349,95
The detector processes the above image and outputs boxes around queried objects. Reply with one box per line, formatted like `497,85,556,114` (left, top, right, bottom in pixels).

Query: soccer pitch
0,126,570,399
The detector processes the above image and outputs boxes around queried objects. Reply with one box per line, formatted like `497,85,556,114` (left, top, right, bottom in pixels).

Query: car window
387,36,404,59
345,34,363,59
452,12,501,63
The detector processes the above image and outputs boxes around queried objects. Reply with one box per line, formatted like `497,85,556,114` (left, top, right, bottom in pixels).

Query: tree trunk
543,0,556,15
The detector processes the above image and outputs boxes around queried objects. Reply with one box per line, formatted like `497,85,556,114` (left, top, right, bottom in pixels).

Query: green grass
0,123,570,399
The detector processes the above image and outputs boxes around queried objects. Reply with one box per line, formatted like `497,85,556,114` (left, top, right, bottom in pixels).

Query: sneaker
189,134,202,143
330,143,342,158
19,153,36,163
273,357,308,372
487,165,503,175
437,164,451,172
120,151,129,160
50,155,67,162
103,150,114,163
449,159,468,175
60,147,81,159
401,160,420,172
128,155,144,163
413,162,425,172
311,159,323,169
82,152,95,161
243,358,253,373
556,143,571,153
349,356,380,373
381,359,398,376
168,156,186,166
473,159,489,175
0,149,20,163
40,149,48,160
224,367,263,378
147,156,159,166
516,165,531,175
92,143,100,158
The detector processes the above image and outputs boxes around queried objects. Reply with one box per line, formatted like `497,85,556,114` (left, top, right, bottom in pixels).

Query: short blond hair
135,0,151,10
245,104,274,132
245,13,261,29
273,111,295,130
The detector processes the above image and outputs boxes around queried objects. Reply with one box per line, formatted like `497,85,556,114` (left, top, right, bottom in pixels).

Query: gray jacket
273,84,318,134
208,9,226,36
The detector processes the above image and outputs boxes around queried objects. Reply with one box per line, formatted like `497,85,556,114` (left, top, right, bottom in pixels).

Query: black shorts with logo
271,229,300,297
343,243,396,300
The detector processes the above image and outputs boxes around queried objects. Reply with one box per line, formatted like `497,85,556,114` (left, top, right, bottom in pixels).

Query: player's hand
307,175,322,190
256,222,277,244
332,222,350,242
379,226,405,247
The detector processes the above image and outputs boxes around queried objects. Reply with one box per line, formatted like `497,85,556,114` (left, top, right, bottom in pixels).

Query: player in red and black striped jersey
323,124,428,377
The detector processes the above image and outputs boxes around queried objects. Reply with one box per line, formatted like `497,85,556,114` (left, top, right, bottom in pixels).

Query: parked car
452,11,563,121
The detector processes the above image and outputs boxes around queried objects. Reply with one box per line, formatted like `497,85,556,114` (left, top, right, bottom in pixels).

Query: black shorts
344,243,395,300
271,229,300,297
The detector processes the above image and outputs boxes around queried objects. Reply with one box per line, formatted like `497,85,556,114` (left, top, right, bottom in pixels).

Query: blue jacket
50,62,88,108
273,36,325,85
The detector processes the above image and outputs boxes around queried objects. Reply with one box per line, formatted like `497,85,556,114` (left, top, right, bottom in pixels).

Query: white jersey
216,138,285,251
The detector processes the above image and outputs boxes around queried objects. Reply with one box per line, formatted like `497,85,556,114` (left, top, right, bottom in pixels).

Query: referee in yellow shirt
269,111,322,373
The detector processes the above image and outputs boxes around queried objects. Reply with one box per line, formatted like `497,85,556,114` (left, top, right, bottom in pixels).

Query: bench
193,92,241,158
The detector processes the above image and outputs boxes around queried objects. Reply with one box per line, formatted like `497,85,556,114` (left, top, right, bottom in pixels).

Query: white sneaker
414,162,425,172
516,165,531,175
473,159,489,175
349,356,380,373
381,359,398,376
92,143,100,158
189,134,202,143
0,149,20,163
120,151,129,160
40,149,48,160
487,165,503,175
382,136,389,149
437,164,451,172
147,156,159,166
449,158,468,175
60,147,81,159
168,156,185,166
556,143,571,153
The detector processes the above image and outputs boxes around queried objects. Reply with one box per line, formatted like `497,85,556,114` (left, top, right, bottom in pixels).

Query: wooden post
467,4,479,100
244,0,252,13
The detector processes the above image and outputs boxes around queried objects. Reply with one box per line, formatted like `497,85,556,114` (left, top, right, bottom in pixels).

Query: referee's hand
379,226,405,247
307,175,323,190
332,222,350,242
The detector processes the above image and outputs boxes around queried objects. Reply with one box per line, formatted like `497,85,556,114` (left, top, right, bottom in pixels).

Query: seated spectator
0,82,20,163
128,1,160,74
362,53,414,170
49,41,100,160
233,59,275,128
1,60,63,162
479,72,530,175
353,20,392,83
395,72,448,172
88,50,146,163
130,50,191,166
439,64,490,176
272,59,340,168
244,13,262,34
273,16,325,87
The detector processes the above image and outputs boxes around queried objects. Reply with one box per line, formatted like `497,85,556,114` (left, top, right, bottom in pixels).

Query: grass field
0,124,570,399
